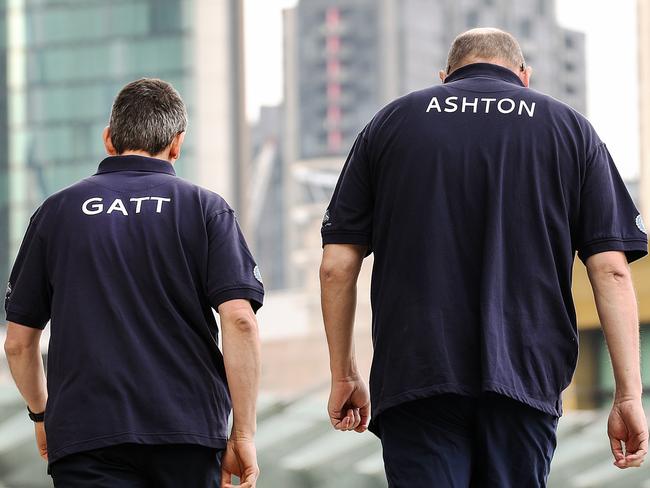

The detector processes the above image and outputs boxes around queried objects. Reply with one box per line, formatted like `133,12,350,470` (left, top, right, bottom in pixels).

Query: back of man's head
445,28,525,74
109,78,187,156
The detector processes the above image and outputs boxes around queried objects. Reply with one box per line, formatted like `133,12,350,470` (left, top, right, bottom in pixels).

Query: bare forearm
321,277,358,378
222,317,260,438
320,244,365,379
589,269,642,399
5,340,47,412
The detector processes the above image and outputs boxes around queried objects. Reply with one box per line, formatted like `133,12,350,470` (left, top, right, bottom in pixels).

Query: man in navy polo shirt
4,78,263,487
320,28,648,487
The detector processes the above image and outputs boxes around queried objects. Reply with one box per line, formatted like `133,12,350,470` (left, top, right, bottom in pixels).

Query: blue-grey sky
244,0,640,180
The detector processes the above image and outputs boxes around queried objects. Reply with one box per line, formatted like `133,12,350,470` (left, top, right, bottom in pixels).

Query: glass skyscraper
6,0,194,273
2,0,247,286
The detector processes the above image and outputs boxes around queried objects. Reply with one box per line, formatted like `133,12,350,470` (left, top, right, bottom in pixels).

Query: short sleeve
321,129,373,252
5,207,52,329
576,143,648,264
206,210,264,312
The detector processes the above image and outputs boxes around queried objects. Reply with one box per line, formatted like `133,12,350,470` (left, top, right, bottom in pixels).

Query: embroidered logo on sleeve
322,210,332,228
5,282,12,302
636,214,647,234
253,266,264,284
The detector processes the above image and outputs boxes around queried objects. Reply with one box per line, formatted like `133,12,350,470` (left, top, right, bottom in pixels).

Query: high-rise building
2,0,248,283
283,0,587,287
640,0,650,221
248,104,287,290
0,4,8,290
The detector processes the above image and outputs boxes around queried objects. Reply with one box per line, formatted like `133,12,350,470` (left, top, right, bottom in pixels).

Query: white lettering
425,96,535,117
482,98,497,113
150,197,171,213
518,100,536,117
497,98,516,114
107,198,128,216
462,97,479,113
129,197,150,214
444,96,458,112
82,198,103,215
426,96,441,113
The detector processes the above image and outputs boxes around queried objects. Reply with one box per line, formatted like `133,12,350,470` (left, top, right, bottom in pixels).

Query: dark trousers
375,393,558,488
49,443,224,488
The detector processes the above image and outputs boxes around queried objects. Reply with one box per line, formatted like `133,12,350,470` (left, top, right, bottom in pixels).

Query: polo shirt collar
96,155,176,176
444,62,525,87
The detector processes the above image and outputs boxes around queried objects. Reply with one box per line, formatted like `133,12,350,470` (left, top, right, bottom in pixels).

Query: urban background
0,0,648,487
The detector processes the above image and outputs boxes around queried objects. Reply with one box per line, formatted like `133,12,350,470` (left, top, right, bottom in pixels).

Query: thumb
328,401,346,426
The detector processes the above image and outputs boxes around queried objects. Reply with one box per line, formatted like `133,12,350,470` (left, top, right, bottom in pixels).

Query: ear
439,69,447,83
103,127,118,156
520,66,533,88
168,132,186,162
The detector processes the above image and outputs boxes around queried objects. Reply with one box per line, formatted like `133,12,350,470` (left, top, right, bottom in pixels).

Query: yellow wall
573,257,650,329
565,257,650,410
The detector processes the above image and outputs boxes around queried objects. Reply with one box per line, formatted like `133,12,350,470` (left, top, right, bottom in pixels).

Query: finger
225,475,257,488
354,422,368,433
242,469,259,485
625,433,643,455
333,416,348,431
350,408,361,430
609,436,625,463
356,404,370,433
220,469,232,488
624,449,647,466
330,411,347,429
345,409,356,431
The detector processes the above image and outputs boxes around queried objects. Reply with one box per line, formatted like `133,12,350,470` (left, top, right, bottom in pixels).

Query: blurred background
0,0,649,486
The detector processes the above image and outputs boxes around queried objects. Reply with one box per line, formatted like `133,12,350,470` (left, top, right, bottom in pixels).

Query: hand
328,374,370,432
35,422,47,461
221,437,259,488
608,397,648,468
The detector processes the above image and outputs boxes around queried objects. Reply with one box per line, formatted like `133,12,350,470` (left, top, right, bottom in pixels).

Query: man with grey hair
321,28,648,486
4,78,263,487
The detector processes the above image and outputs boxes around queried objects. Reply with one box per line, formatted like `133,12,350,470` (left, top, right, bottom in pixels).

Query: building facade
0,2,8,288
640,0,650,221
3,0,248,282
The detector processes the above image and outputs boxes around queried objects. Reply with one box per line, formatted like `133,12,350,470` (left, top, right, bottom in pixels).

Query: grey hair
446,28,525,74
109,78,188,155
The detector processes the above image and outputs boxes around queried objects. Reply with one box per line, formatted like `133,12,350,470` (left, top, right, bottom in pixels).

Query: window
565,35,575,49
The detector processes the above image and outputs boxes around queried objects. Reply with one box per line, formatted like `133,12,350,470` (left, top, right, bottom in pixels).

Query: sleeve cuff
578,238,648,264
322,231,372,254
5,308,48,330
210,287,265,313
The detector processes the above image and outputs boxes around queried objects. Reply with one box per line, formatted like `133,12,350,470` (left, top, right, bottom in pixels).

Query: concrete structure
2,0,248,281
248,105,287,290
282,0,587,289
640,0,650,221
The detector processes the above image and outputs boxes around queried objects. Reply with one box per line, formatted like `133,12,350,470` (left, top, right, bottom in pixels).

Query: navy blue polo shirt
322,63,648,426
5,155,264,463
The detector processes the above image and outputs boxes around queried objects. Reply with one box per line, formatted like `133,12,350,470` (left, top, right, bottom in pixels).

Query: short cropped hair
446,28,525,74
108,78,188,155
